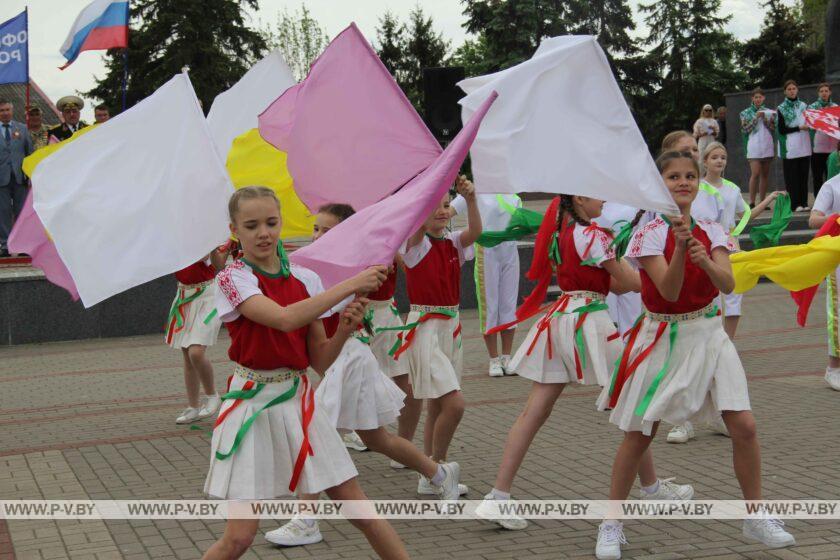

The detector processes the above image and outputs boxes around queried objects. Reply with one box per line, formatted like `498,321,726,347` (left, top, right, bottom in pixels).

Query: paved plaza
1,282,840,560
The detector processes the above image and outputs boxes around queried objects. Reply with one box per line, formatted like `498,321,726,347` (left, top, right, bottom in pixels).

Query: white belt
644,302,717,323
178,279,214,290
233,364,305,384
410,304,459,314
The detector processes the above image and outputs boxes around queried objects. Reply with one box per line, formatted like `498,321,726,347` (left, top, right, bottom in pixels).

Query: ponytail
515,196,561,321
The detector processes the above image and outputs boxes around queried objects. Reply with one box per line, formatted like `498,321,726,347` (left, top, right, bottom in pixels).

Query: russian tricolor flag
59,0,128,69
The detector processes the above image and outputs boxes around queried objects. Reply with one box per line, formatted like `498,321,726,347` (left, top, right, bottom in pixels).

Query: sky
2,0,800,121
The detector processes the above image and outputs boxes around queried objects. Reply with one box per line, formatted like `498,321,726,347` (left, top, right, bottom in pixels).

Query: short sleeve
449,230,475,264
813,182,837,215
573,225,615,268
401,235,432,268
289,265,333,318
698,220,735,253
215,263,261,322
626,218,668,263
450,195,467,216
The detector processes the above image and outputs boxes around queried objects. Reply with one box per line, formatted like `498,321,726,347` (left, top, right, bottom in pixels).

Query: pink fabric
805,107,840,140
258,23,442,214
290,92,498,288
8,191,80,300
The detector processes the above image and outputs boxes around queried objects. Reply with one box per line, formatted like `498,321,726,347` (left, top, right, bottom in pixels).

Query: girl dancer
399,175,481,489
167,248,228,424
476,195,692,531
594,152,795,560
265,203,462,548
202,187,409,560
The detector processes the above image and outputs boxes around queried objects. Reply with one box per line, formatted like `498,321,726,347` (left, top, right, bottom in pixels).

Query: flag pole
121,49,128,111
24,7,30,123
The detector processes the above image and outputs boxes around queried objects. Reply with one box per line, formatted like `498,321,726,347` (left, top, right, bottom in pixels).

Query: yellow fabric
732,222,840,293
23,125,97,177
225,128,314,239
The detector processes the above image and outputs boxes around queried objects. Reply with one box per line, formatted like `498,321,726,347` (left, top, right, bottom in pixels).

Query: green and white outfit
452,193,521,332
740,103,775,160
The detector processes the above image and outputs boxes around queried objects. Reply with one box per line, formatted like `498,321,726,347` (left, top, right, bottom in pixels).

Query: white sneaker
265,516,323,547
342,431,367,451
825,367,840,390
743,516,796,548
389,459,406,469
596,521,626,560
489,357,504,377
198,394,221,418
417,468,468,498
640,478,694,501
500,355,515,375
666,422,695,444
175,407,201,424
708,416,730,437
474,493,528,530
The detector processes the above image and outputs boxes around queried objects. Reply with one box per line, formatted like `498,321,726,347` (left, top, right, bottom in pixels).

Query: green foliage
801,0,829,49
262,4,330,81
85,0,266,112
740,0,824,89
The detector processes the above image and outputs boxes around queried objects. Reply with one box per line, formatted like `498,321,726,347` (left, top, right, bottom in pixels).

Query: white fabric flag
33,73,233,307
459,35,679,215
206,50,296,157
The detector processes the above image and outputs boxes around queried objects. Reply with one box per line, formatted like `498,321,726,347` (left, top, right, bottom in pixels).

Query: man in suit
0,98,33,257
48,96,88,142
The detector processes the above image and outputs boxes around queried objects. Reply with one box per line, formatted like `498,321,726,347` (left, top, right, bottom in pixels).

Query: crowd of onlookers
0,95,110,257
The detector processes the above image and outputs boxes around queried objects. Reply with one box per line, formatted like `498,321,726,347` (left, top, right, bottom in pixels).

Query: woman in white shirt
693,104,720,169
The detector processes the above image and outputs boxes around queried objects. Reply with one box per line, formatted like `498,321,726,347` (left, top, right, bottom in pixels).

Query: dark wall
724,81,839,193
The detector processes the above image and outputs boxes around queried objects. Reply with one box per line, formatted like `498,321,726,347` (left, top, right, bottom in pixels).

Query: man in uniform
26,107,51,151
48,96,88,142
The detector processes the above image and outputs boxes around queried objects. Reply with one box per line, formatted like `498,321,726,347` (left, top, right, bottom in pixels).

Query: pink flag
258,23,442,214
290,92,498,287
8,191,80,300
805,106,840,140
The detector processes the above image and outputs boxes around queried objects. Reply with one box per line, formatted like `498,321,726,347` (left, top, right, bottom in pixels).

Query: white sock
490,488,511,500
501,354,511,361
431,465,446,486
641,480,660,494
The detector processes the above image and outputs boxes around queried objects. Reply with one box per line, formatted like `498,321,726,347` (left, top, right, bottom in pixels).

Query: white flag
32,73,233,307
459,35,679,215
206,50,296,157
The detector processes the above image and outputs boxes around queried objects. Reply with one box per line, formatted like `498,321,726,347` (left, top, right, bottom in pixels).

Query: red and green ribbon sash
376,309,458,359
213,373,315,492
579,224,605,267
165,286,206,343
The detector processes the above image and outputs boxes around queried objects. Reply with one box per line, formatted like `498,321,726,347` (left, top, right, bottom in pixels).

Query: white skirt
716,291,743,317
204,368,357,500
511,293,621,386
368,299,409,378
165,282,221,349
405,305,463,399
600,306,751,435
315,337,406,431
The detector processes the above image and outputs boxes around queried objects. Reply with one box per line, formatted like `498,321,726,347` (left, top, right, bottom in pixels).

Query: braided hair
558,194,591,232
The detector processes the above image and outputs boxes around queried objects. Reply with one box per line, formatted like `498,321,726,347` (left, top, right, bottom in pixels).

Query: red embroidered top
627,217,734,314
368,267,398,301
556,222,615,296
402,232,472,307
175,259,215,285
215,260,325,370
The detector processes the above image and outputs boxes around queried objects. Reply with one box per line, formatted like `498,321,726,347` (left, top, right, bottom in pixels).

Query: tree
639,0,746,144
86,0,266,112
449,36,492,78
262,4,330,81
802,0,830,49
740,0,824,88
374,6,449,114
460,0,571,72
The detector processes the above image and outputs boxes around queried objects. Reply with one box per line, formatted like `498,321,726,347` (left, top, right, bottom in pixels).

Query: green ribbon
241,242,291,278
203,308,218,325
215,378,299,460
748,193,791,249
732,195,751,236
698,181,724,204
375,308,458,334
609,220,634,261
476,207,543,248
552,301,609,370
166,286,206,331
496,194,520,215
549,232,562,265
633,306,719,417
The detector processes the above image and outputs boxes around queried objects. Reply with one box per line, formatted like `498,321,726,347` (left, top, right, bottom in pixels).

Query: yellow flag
23,126,97,178
225,129,314,239
732,230,840,293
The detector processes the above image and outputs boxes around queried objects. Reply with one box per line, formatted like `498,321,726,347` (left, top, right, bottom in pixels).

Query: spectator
740,87,776,207
0,98,33,257
26,107,50,151
716,106,727,145
48,95,88,142
776,79,812,211
809,83,838,196
693,104,719,162
94,104,110,124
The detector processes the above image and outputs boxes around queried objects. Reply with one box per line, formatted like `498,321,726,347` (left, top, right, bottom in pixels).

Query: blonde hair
661,130,693,153
702,141,727,162
699,105,714,119
228,186,279,221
